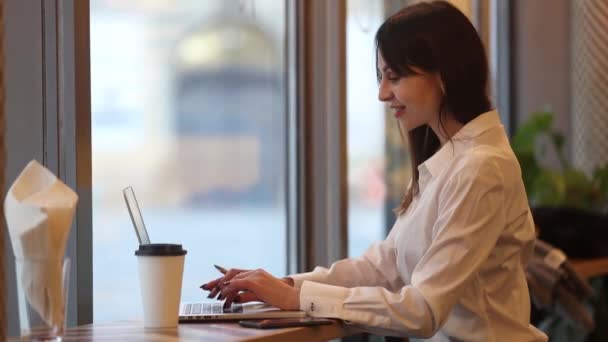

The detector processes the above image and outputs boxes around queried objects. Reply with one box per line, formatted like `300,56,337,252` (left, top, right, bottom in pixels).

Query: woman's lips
393,107,405,118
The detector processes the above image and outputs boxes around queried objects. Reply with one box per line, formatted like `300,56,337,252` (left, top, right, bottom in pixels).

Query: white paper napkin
5,160,78,326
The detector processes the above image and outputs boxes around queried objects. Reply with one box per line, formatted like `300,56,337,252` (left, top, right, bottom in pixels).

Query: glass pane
346,0,387,257
91,0,287,322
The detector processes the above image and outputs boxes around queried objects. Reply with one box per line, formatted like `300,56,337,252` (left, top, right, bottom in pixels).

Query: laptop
178,302,306,322
123,186,307,322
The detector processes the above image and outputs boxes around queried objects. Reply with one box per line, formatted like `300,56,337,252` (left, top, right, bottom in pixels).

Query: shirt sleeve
299,159,506,338
289,223,405,292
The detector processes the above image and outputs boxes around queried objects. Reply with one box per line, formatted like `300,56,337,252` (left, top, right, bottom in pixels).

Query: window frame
294,0,349,272
490,0,514,135
4,0,92,335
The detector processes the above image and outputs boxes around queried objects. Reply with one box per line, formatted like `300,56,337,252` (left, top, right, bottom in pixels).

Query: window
90,0,288,321
346,0,390,257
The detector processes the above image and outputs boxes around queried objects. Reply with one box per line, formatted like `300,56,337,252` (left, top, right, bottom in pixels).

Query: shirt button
310,302,315,311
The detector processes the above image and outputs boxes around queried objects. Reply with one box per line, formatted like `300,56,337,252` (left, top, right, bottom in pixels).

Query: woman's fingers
230,269,258,281
221,269,264,303
213,269,251,295
201,268,250,295
202,268,276,309
201,276,223,290
207,285,222,299
222,278,255,308
200,268,249,291
233,291,259,304
219,271,300,311
221,268,246,283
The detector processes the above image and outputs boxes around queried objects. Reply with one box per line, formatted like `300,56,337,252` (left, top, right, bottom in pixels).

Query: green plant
511,111,608,212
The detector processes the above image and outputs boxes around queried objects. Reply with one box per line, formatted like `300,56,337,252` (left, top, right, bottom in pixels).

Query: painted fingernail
207,289,217,298
200,284,207,290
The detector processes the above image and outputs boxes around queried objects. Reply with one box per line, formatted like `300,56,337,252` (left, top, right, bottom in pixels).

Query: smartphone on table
239,317,334,329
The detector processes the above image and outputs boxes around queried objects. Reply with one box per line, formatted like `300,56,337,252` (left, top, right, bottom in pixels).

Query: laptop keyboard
183,302,243,315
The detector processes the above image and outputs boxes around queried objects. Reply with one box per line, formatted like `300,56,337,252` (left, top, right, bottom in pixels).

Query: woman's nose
378,81,392,102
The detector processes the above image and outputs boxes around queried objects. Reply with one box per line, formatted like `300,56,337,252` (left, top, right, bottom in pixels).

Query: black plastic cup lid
135,243,187,256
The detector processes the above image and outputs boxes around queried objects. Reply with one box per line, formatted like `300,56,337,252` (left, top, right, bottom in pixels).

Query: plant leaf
512,111,553,158
563,169,592,208
530,169,565,206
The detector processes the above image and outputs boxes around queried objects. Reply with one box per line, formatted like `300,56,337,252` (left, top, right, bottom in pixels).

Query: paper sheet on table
5,160,78,326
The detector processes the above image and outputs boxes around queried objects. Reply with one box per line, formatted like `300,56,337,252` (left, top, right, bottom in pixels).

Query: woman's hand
200,267,251,300
218,269,300,310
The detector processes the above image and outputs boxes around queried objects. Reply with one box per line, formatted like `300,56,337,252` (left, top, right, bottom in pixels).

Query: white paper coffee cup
136,243,187,328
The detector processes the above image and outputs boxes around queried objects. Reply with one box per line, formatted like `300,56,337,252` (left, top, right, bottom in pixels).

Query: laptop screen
123,186,151,245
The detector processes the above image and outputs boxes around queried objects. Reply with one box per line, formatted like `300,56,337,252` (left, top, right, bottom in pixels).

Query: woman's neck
430,116,464,146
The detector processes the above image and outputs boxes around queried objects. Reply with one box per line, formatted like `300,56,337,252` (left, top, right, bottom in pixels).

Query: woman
201,1,548,340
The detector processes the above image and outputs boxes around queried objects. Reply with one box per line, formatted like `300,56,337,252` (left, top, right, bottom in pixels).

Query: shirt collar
418,110,502,180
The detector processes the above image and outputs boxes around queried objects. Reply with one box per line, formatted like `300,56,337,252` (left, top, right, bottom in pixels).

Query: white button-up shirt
290,110,548,341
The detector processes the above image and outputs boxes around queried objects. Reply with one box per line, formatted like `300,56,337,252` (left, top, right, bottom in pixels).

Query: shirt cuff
288,271,329,289
299,280,350,318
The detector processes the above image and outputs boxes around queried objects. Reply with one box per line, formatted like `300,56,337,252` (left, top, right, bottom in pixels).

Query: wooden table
44,320,357,341
571,257,608,279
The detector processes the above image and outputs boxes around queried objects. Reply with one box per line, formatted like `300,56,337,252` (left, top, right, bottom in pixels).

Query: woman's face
377,52,444,132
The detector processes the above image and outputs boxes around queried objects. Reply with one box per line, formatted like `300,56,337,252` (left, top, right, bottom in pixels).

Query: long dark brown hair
375,1,492,215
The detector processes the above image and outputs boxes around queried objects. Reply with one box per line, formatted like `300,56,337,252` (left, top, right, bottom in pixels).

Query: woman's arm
299,160,508,338
287,227,405,291
212,221,406,308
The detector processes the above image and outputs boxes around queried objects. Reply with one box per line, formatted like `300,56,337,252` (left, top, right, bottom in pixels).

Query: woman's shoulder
446,143,521,188
451,144,506,173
